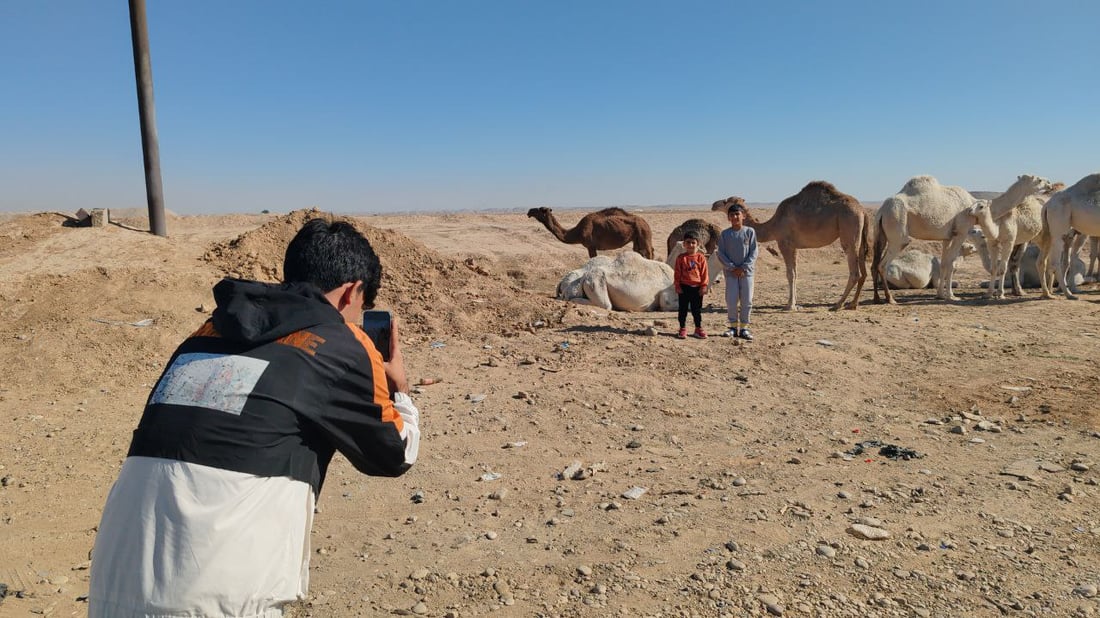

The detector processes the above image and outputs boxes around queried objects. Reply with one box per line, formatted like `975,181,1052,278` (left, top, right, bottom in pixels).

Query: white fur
966,174,1053,298
557,252,678,312
1039,173,1100,299
886,242,976,289
875,175,978,302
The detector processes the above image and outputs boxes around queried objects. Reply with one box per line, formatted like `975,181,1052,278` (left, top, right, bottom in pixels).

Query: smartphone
361,310,392,361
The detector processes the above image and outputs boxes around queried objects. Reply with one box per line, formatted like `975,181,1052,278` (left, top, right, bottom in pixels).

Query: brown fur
526,207,655,260
666,218,723,258
711,196,746,213
714,182,869,310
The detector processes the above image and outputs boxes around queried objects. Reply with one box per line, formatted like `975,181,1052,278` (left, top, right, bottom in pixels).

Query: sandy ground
0,207,1098,618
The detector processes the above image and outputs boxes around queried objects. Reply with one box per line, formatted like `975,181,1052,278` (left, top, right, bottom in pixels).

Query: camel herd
529,172,1100,311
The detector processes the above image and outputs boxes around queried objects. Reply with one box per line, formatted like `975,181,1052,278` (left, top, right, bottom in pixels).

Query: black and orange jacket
127,278,417,496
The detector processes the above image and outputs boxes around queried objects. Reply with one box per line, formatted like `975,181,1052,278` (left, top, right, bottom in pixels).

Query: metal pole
128,0,167,237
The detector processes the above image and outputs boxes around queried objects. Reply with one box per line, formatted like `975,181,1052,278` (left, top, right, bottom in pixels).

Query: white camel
1039,173,1100,299
666,240,723,286
972,229,1086,290
1029,228,1090,296
886,242,977,290
966,174,1053,298
556,251,678,312
872,175,978,303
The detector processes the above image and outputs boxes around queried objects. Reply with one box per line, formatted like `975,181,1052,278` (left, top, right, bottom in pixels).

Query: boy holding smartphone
89,217,419,617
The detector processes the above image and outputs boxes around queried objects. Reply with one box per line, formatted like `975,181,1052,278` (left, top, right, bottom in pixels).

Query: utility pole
128,0,167,237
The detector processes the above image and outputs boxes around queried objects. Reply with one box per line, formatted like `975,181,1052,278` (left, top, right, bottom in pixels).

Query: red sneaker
676,328,687,339
693,328,708,339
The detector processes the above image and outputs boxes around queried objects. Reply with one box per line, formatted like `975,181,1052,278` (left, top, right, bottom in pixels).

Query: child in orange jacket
673,231,709,339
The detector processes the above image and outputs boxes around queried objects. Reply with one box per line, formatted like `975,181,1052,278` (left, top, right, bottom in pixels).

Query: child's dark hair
727,202,747,216
283,218,383,308
682,230,700,242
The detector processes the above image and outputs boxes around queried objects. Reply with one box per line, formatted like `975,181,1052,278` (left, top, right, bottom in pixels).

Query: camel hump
900,175,941,194
1068,172,1100,193
800,180,839,194
597,207,632,217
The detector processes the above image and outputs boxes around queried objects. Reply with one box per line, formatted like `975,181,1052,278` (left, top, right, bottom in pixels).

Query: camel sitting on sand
964,174,1053,298
712,181,869,311
556,252,677,312
872,175,978,304
666,218,723,259
886,242,978,290
527,207,655,260
1038,172,1100,299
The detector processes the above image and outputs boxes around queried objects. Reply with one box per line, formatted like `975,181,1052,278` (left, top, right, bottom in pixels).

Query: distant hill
969,191,1002,200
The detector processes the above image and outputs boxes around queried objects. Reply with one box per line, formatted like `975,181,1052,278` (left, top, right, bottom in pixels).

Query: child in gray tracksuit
716,202,758,340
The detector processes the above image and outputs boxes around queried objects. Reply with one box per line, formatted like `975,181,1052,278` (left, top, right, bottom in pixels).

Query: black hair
283,218,383,308
682,231,700,241
727,203,747,216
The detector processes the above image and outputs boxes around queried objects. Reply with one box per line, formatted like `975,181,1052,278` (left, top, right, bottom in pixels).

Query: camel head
967,199,995,235
527,207,552,221
1017,174,1054,195
1044,181,1066,195
960,239,978,258
711,196,746,213
967,198,991,217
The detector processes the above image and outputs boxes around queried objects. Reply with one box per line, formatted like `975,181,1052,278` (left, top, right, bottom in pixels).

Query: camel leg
850,245,868,310
938,237,967,301
1051,235,1077,300
983,239,1000,299
778,243,799,311
833,241,862,311
1008,244,1025,296
1068,233,1088,285
871,229,887,304
1037,240,1055,299
582,274,615,310
877,242,905,305
992,239,1011,300
1089,237,1100,279
587,247,598,258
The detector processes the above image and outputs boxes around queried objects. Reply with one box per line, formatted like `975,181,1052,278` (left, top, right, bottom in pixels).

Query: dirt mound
0,212,70,259
202,208,565,338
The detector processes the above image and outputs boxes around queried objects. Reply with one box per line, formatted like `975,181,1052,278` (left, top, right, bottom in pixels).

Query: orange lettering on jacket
277,331,325,356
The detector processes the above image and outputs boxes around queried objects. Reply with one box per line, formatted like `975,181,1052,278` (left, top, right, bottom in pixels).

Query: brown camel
666,218,723,258
712,181,870,311
526,207,655,260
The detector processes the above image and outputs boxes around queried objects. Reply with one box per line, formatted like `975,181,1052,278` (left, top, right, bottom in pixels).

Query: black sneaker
739,328,753,341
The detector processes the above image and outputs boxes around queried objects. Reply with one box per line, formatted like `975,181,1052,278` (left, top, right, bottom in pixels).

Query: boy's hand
733,267,745,278
701,286,708,295
674,285,682,294
383,317,409,394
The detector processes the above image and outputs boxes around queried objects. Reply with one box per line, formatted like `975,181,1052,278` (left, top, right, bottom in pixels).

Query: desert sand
0,207,1098,617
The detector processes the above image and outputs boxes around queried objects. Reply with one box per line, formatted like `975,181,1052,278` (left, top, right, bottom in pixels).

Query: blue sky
2,1,1098,214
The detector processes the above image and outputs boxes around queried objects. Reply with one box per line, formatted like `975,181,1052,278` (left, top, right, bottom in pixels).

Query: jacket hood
211,279,344,344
